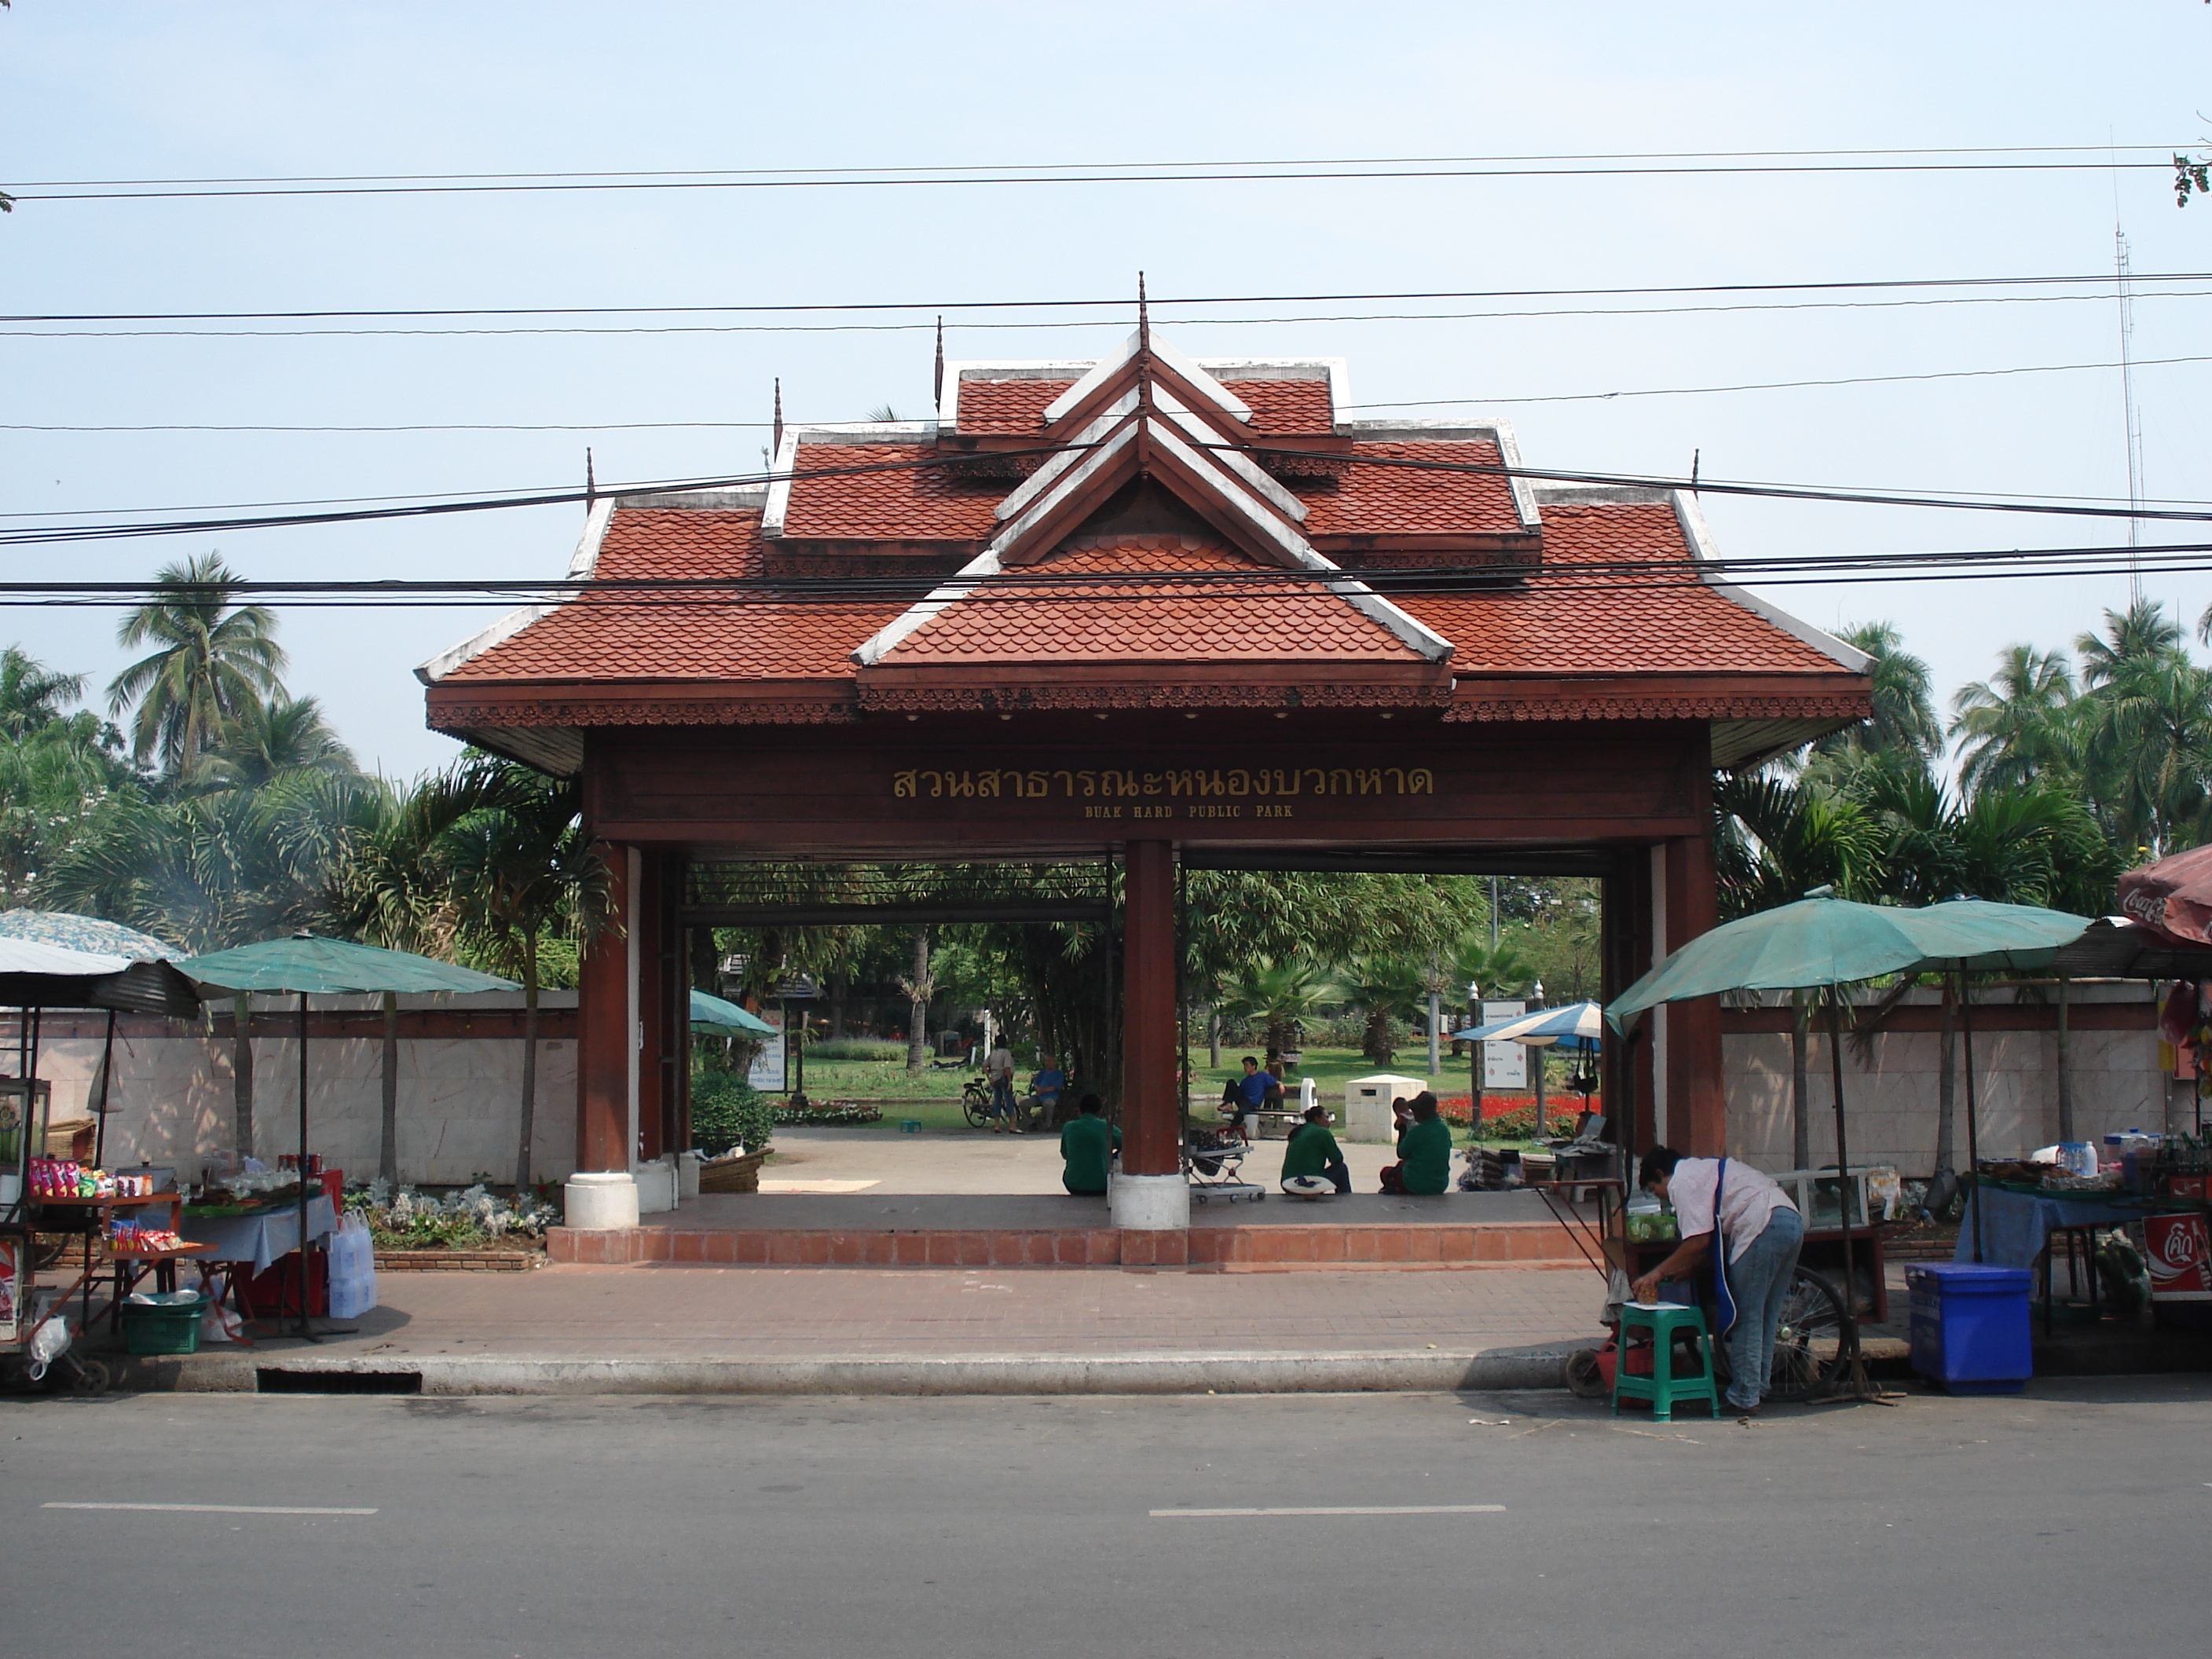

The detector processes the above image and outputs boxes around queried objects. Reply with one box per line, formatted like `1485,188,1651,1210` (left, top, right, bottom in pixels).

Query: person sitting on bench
1228,1055,1280,1144
1060,1094,1121,1196
1280,1102,1350,1194
1379,1091,1452,1195
1028,1053,1068,1129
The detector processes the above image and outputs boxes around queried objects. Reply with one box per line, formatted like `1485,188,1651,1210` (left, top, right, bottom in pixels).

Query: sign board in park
1481,1000,1527,1091
746,1024,787,1093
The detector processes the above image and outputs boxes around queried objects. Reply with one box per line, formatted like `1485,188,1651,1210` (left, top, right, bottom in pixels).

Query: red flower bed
1437,1093,1602,1135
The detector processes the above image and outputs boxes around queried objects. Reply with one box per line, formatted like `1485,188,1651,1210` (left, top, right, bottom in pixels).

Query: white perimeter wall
1723,984,2179,1175
20,992,578,1186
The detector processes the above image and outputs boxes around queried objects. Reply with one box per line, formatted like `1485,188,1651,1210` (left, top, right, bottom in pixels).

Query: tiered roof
423,333,1870,773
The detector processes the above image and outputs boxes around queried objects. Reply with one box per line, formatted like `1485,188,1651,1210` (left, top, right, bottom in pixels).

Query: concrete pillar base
1110,1171,1190,1232
564,1170,640,1230
635,1156,678,1215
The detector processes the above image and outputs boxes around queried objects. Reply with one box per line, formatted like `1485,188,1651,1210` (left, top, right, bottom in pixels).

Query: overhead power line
13,445,2212,549
19,346,2212,439
5,269,2206,324
0,145,2184,204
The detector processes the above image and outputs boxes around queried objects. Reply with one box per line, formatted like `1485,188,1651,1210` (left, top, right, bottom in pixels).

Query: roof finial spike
1137,270,1150,353
932,317,944,408
584,446,595,511
1690,448,1701,494
772,378,784,460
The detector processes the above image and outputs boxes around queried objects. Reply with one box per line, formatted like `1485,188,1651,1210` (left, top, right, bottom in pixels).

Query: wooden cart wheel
68,1357,111,1396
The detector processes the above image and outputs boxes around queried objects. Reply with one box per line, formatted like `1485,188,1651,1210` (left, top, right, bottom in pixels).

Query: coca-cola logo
2148,1214,2211,1285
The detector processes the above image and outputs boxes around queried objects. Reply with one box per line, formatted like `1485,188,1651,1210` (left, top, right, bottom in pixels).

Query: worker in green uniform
1280,1102,1350,1194
1380,1091,1453,1196
1059,1094,1121,1196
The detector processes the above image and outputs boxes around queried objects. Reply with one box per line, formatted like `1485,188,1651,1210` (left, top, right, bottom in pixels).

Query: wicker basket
698,1151,769,1194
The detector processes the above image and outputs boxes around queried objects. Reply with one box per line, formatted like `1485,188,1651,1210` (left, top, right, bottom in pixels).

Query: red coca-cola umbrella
2117,843,2212,947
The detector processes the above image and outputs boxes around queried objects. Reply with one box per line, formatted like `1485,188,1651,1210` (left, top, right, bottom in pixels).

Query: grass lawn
767,1044,1558,1147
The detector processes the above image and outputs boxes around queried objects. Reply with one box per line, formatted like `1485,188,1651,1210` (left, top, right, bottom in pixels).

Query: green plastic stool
1612,1302,1719,1421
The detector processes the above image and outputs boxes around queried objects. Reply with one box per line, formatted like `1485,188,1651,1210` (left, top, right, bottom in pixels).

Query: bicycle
960,1076,993,1128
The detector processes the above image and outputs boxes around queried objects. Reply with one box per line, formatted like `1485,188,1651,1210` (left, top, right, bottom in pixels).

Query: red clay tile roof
954,379,1065,434
875,535,1423,666
1397,502,1845,676
443,507,900,683
1302,441,1525,538
780,443,1003,541
954,375,1334,436
1225,377,1335,435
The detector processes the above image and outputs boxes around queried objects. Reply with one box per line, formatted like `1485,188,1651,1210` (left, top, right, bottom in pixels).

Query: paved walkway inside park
761,1119,1411,1195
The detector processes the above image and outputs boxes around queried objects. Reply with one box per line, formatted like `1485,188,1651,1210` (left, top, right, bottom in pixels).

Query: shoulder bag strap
1711,1158,1738,1336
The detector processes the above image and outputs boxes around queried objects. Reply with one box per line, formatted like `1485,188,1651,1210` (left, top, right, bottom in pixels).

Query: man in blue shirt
1229,1056,1280,1144
1028,1053,1068,1130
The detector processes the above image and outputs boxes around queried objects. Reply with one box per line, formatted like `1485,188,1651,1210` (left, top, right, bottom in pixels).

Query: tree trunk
2055,976,2073,1142
1932,982,1957,1177
1426,989,1441,1079
829,972,848,1042
1791,995,1811,1169
379,991,400,1185
232,992,255,1159
1207,1009,1221,1068
516,935,540,1192
1362,1008,1394,1067
905,928,932,1075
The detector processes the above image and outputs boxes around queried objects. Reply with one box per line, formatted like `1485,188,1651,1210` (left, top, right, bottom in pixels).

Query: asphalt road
3,1379,2207,1657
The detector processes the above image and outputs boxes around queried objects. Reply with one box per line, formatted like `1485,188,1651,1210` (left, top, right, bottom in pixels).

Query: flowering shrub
344,1180,558,1251
771,1098,883,1126
1436,1093,1602,1137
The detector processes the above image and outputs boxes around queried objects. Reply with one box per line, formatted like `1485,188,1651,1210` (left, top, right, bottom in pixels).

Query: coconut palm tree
1803,621,1941,771
2076,649,2212,857
413,756,612,1189
107,552,287,778
0,646,87,740
1950,644,2081,795
201,693,357,792
2078,597,2183,690
1218,956,1339,1059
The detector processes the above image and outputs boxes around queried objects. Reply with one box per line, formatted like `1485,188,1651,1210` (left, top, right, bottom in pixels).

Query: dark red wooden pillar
1662,824,1725,1156
575,839,632,1172
1120,840,1181,1177
1602,850,1658,1159
633,851,668,1162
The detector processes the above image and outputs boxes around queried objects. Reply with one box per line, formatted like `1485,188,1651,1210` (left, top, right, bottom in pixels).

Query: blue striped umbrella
0,909,178,960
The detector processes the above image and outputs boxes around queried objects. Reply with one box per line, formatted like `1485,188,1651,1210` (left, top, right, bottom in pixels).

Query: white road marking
1151,1504,1505,1518
44,1501,376,1515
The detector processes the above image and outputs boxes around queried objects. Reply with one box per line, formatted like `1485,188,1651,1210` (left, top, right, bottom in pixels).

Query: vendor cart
1529,1172,1861,1404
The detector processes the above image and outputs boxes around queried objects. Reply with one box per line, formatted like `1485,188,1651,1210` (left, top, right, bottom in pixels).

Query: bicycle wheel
961,1085,991,1128
1745,1267,1857,1403
1710,1265,1858,1403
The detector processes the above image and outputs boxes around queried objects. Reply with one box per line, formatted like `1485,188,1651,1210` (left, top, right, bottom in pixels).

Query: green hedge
692,1075,775,1155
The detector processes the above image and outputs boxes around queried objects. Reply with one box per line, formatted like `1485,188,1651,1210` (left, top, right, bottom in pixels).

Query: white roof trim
1486,418,1542,535
849,546,1005,667
1673,491,1872,674
760,425,800,537
1042,329,1251,424
416,498,613,685
987,419,1140,551
1155,395,1307,523
992,397,1137,522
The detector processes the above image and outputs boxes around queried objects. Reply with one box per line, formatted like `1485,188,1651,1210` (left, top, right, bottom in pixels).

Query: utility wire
18,286,2212,339
7,269,2207,323
1,152,2181,205
16,440,2212,548
20,347,2212,441
9,144,2189,190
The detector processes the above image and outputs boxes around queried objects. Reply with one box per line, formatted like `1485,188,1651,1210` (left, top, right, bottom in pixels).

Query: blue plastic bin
1907,1263,2033,1393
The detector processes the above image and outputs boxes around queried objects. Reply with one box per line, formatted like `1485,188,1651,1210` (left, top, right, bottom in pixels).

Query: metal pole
92,1009,117,1169
1826,998,1858,1319
297,991,311,1337
1960,973,1985,1264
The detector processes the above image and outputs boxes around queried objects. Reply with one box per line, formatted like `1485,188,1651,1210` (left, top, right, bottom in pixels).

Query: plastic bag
327,1214,378,1319
198,1272,246,1345
26,1309,70,1381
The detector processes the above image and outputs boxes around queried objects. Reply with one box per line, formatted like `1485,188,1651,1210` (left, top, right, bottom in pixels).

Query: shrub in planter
692,1075,775,1155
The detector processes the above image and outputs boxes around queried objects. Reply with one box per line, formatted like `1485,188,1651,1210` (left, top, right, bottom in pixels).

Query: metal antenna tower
2116,225,2146,605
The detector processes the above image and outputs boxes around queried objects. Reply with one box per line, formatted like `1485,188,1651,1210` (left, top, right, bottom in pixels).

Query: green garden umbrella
174,934,518,1337
690,988,775,1037
1608,889,2093,1284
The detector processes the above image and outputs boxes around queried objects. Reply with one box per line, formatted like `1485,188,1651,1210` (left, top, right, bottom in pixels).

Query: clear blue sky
5,2,2210,778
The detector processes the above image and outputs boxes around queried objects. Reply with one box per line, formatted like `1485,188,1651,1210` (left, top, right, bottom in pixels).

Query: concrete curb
108,1346,1577,1397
